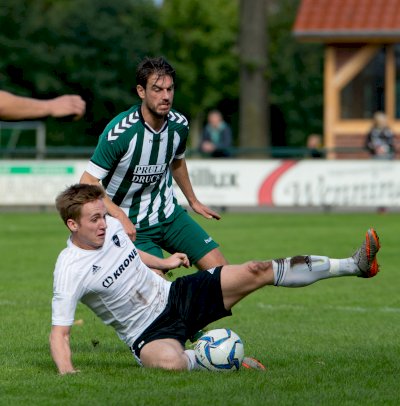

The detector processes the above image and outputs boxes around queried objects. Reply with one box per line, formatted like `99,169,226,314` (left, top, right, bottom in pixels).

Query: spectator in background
306,134,324,159
0,90,86,121
199,110,232,158
365,111,395,160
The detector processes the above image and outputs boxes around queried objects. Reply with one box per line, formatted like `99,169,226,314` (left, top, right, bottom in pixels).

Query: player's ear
67,219,78,233
136,85,145,100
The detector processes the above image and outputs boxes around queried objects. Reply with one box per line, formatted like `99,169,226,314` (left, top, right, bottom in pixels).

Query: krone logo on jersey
132,164,167,185
102,248,138,288
102,276,114,288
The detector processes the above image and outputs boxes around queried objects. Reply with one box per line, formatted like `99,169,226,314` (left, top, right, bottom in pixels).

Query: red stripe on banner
258,160,297,205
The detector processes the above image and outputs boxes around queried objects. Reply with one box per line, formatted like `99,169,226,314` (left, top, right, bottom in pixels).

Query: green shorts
134,205,219,265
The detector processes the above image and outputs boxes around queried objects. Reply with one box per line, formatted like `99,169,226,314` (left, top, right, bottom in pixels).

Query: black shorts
131,266,232,359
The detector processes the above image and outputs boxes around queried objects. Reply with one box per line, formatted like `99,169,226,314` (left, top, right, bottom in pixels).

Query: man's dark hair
55,184,105,226
136,57,176,88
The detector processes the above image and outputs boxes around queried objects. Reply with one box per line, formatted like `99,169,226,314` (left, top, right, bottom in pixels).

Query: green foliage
0,0,326,150
160,0,324,147
0,0,162,146
268,0,324,147
1,211,399,405
160,0,239,117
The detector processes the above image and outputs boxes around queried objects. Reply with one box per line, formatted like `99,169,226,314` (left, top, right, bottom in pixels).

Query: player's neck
140,105,167,132
71,234,103,251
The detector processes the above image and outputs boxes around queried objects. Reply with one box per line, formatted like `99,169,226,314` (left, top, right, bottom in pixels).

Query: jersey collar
138,106,168,134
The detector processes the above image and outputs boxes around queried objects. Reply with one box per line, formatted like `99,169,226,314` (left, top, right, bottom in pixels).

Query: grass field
1,211,399,405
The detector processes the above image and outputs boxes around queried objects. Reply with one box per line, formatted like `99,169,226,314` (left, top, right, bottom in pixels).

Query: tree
0,0,162,147
238,0,269,154
268,0,324,148
0,0,324,154
160,0,238,148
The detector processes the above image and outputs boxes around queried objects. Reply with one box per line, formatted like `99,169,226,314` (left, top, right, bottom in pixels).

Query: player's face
138,73,174,119
69,199,108,250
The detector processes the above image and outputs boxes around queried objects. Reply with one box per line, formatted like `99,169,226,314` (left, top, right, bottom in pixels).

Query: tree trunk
239,0,269,156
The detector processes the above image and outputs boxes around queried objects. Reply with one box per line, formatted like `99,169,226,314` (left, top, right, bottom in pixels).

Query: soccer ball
194,328,244,371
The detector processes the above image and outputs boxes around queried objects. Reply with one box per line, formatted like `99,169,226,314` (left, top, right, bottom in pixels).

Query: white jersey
51,216,172,347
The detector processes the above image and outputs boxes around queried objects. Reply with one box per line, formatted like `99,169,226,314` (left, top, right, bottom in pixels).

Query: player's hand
48,95,86,120
164,253,190,270
191,200,221,220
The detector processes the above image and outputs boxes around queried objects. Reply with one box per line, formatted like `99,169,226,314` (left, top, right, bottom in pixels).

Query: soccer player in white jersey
50,184,381,374
80,56,227,271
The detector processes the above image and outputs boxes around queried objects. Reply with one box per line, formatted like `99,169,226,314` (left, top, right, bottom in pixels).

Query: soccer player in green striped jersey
80,57,227,271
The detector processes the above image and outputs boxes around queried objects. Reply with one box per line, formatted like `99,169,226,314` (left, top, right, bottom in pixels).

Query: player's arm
80,171,136,240
138,250,190,271
0,90,85,120
49,325,79,375
171,158,221,220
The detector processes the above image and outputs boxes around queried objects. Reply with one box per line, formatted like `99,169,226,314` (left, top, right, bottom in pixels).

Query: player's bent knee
140,341,188,370
247,260,272,275
247,260,274,287
196,248,228,270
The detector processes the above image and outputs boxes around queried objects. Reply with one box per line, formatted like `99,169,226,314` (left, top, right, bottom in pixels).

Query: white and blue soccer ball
194,328,244,371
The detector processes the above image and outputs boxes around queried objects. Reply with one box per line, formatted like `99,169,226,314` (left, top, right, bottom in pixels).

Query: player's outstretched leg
220,229,381,309
273,228,380,287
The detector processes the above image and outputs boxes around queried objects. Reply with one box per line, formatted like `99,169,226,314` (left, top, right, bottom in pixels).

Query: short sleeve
174,126,189,159
51,292,78,326
52,250,85,326
90,133,127,173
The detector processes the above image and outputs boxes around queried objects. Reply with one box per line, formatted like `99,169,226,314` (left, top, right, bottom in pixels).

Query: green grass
1,211,399,405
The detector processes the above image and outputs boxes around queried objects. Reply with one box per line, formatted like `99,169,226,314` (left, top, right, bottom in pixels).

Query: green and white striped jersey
86,105,189,228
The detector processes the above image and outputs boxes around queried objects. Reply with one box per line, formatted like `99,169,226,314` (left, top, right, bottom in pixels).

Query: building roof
293,0,400,42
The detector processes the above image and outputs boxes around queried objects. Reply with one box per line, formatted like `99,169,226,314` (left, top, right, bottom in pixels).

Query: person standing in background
306,134,324,159
199,110,232,158
365,111,396,159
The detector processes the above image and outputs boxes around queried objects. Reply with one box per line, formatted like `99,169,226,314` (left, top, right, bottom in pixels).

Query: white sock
272,255,357,287
329,258,358,276
184,349,200,371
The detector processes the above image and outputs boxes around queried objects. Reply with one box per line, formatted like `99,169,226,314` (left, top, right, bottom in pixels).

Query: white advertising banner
0,159,399,207
270,160,400,207
174,160,282,206
177,159,400,207
0,160,86,205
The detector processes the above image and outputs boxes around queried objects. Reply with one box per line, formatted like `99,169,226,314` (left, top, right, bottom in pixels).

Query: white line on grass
257,303,400,313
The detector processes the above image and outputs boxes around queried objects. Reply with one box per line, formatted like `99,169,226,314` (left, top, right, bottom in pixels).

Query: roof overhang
293,30,400,43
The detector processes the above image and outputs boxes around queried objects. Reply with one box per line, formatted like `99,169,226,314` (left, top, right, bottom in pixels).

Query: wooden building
293,0,400,158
